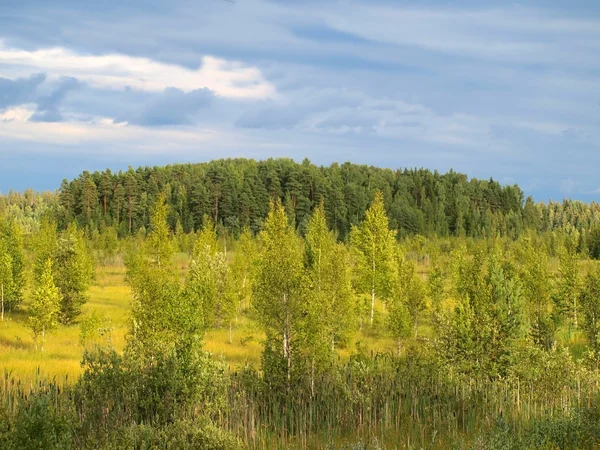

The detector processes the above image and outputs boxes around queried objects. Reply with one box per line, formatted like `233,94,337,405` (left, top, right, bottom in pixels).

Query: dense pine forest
4,158,597,241
3,158,600,449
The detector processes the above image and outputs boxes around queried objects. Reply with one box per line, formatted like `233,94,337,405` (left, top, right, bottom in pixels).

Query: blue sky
0,0,599,201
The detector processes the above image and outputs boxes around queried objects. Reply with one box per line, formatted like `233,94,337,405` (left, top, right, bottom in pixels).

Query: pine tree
124,168,139,235
28,259,60,351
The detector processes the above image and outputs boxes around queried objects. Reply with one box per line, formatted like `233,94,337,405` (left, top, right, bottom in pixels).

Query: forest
2,158,600,449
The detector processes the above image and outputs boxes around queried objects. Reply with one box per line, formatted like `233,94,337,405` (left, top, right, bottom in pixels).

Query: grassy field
0,262,400,384
3,253,592,385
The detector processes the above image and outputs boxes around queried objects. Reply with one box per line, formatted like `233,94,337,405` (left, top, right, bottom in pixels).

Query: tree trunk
283,293,291,382
1,283,4,321
311,357,315,398
370,287,375,325
371,244,376,325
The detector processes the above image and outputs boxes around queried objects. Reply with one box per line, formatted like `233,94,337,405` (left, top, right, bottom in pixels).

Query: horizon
1,0,599,202
0,156,595,206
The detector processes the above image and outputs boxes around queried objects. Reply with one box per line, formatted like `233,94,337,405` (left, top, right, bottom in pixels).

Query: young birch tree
28,259,60,351
350,191,396,326
305,202,354,376
580,266,600,376
231,227,256,313
185,216,219,329
554,230,581,332
253,200,307,388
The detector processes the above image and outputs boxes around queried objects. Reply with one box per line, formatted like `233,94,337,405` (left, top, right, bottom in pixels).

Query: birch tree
305,202,354,355
231,227,255,313
580,266,600,374
0,251,11,321
253,200,306,387
28,259,60,351
554,230,580,332
0,220,25,314
350,191,396,326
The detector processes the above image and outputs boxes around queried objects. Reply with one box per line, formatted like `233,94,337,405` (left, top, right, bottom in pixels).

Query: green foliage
50,158,535,240
0,219,25,312
514,237,557,350
230,226,256,314
305,202,355,370
28,258,60,351
10,159,600,448
8,391,75,450
79,310,112,348
350,191,396,326
395,251,427,339
53,225,95,324
253,199,308,389
185,216,229,330
440,248,524,378
554,230,581,331
580,266,600,371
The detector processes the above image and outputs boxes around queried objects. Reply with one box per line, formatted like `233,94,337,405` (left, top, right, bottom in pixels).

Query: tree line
38,158,599,242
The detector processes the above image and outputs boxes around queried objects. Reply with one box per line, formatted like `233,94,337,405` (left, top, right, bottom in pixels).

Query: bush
8,392,75,450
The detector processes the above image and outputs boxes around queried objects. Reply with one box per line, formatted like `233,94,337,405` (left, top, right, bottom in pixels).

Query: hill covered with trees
50,158,600,241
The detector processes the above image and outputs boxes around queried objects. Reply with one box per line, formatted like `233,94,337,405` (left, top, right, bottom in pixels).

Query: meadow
0,258,403,384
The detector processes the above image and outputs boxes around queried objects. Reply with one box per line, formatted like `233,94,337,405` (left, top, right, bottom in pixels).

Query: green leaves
253,199,307,386
0,219,25,313
28,259,60,351
350,191,396,325
305,202,355,361
441,248,525,379
53,225,95,324
580,266,600,369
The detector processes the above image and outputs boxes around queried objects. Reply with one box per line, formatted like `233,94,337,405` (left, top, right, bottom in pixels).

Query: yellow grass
0,263,405,383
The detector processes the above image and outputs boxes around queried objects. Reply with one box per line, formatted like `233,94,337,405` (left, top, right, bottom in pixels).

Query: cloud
30,76,80,122
0,105,221,152
0,73,46,109
118,87,214,126
0,42,276,99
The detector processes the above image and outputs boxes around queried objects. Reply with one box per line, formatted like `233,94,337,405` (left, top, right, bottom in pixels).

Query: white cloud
0,41,276,99
0,106,221,152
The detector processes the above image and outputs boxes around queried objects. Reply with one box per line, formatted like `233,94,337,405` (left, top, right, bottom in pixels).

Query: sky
0,0,599,201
